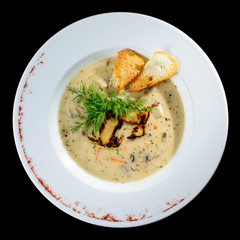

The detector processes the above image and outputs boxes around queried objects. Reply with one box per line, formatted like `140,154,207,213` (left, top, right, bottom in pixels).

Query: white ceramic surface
13,12,228,227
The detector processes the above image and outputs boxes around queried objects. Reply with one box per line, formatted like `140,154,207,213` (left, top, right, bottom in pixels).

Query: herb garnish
67,82,150,135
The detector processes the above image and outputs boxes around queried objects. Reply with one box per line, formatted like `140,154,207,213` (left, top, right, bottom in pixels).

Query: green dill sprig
67,81,150,135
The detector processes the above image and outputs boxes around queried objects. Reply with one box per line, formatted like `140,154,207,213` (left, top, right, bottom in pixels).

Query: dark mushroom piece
130,154,135,162
162,132,168,142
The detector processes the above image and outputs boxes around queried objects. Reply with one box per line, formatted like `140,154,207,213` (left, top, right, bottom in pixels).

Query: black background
6,1,236,236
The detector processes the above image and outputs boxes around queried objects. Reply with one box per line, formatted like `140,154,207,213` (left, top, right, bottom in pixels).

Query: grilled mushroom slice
87,117,124,147
127,125,145,139
105,134,124,148
124,111,149,139
139,111,149,124
87,134,98,143
122,111,149,125
87,111,150,147
99,117,119,145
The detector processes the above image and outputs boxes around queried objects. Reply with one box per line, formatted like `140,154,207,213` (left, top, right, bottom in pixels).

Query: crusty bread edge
111,49,145,92
128,51,178,92
154,51,178,74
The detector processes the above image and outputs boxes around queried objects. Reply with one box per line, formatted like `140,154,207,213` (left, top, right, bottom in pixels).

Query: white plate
13,12,228,227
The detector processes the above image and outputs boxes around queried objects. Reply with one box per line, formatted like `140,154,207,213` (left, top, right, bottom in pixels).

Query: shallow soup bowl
13,13,228,227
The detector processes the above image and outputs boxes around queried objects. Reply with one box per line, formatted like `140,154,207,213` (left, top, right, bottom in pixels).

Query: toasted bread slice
110,49,145,92
128,51,178,92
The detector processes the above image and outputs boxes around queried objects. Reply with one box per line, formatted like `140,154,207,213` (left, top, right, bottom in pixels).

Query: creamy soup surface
58,56,185,183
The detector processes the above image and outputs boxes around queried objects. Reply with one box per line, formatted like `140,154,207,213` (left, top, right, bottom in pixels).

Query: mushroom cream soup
58,56,184,183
